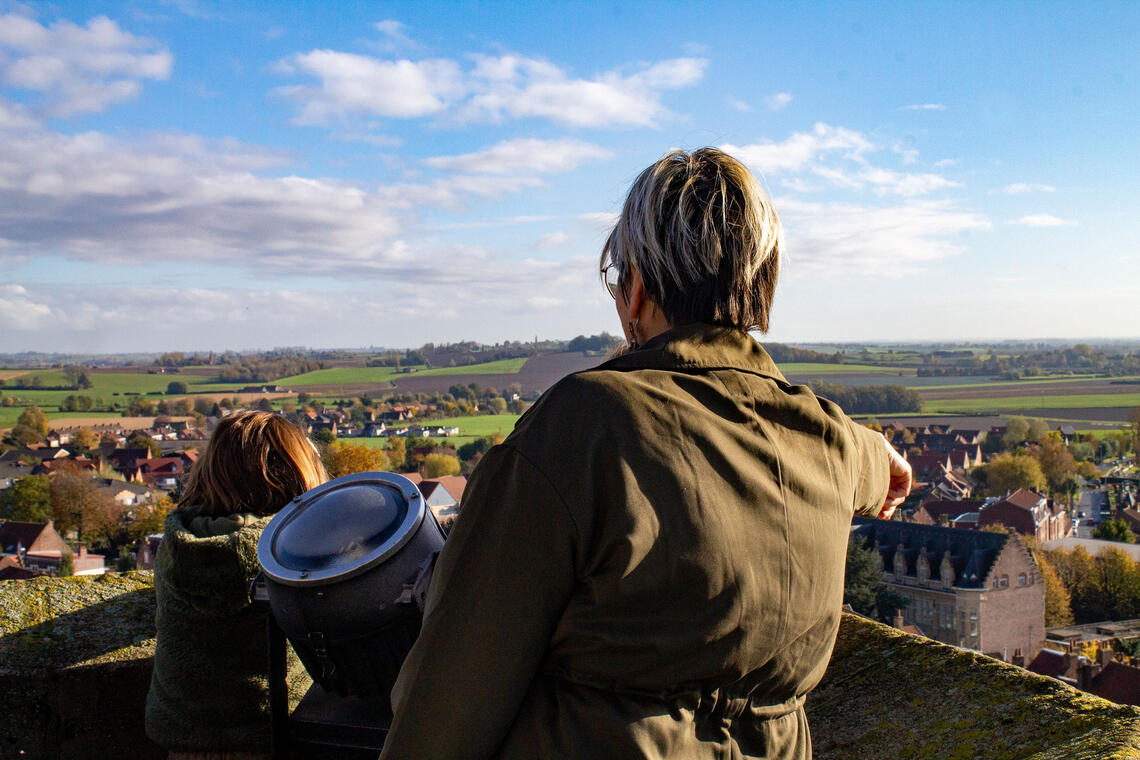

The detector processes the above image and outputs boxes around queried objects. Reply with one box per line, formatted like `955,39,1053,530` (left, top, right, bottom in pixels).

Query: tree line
809,381,923,415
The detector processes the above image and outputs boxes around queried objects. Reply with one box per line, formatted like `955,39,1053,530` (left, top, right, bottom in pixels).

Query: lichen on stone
808,613,1140,760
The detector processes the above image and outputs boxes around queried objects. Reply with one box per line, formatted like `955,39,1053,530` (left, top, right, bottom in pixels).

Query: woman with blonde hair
380,148,911,759
146,410,327,758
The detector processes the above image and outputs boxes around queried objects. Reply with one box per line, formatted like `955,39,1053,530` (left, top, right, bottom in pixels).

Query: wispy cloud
535,231,570,249
723,123,959,197
1002,182,1056,194
781,199,991,277
275,48,707,128
899,103,946,111
727,96,752,113
1008,214,1077,227
371,19,421,54
0,13,172,116
765,92,793,111
423,138,613,174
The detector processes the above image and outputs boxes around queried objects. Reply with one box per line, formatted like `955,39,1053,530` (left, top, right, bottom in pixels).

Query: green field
918,374,1132,391
415,358,527,377
923,393,1140,413
277,357,527,387
777,362,913,375
344,414,523,450
276,366,410,387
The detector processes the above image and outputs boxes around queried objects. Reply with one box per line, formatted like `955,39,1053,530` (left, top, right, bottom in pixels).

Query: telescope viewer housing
257,472,446,699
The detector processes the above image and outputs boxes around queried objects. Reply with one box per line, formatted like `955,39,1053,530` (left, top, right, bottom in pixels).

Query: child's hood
157,508,274,616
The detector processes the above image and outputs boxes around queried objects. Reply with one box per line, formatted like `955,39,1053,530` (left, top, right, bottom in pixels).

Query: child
146,410,328,758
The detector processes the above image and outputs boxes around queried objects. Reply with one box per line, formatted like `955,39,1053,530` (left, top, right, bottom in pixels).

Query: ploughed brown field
917,379,1140,400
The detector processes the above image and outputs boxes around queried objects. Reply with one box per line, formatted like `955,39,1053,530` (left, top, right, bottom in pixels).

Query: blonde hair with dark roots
601,147,781,332
179,410,328,517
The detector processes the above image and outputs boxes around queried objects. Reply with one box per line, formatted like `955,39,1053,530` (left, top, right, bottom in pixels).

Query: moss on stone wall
0,572,161,760
810,613,1140,759
4,578,1140,758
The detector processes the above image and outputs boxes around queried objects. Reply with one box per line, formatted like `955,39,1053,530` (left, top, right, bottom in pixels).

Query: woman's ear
624,267,648,322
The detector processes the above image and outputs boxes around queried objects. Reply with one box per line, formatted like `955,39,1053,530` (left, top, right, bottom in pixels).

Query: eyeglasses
601,263,620,299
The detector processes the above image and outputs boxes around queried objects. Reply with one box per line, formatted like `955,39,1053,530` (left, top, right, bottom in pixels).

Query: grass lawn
275,366,410,387
778,362,914,375
923,393,1140,413
415,358,528,377
389,414,522,436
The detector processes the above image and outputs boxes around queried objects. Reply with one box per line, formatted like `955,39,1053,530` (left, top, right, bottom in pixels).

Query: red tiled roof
1089,661,1140,706
1004,489,1047,510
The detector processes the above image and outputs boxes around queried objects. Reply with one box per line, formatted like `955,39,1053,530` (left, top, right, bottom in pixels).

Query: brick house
913,499,985,526
852,518,1045,663
978,489,1070,542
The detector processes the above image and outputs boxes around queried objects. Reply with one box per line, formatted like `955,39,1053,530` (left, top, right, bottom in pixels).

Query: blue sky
1,0,1136,353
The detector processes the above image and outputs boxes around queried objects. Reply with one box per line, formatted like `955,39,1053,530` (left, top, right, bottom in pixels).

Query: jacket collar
599,323,787,384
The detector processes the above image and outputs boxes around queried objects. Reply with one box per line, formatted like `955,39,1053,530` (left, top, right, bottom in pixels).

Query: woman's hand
878,435,912,520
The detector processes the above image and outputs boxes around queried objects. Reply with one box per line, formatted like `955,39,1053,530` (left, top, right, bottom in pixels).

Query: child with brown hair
146,410,328,758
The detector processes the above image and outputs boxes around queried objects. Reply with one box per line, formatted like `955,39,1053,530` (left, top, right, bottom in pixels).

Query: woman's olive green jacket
380,324,889,760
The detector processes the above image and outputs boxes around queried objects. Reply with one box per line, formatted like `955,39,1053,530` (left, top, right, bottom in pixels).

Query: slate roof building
852,517,1045,663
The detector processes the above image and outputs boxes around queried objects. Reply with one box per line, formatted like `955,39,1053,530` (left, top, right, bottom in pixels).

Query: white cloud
933,158,957,168
0,111,574,276
276,48,706,128
1008,214,1077,227
535,231,570,249
372,20,420,54
779,199,991,277
274,51,464,124
423,138,613,174
900,103,946,111
0,13,171,116
0,284,53,330
723,123,874,174
727,96,751,113
724,123,959,197
1002,182,1056,194
765,92,793,110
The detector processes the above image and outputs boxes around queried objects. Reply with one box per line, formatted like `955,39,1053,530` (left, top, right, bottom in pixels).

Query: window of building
1018,573,1027,586
999,574,1009,588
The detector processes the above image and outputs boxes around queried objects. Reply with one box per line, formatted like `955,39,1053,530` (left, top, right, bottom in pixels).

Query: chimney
893,609,905,629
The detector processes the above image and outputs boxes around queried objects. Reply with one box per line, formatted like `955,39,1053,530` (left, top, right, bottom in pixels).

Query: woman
145,410,327,758
380,148,911,760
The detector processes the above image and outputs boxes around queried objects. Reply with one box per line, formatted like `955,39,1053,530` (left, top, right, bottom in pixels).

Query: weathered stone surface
5,577,1140,759
809,614,1140,759
0,572,161,760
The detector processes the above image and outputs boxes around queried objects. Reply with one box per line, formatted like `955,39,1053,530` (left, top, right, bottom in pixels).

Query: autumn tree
72,428,100,452
50,469,117,543
1027,418,1051,444
1002,416,1031,449
58,549,74,577
982,452,1047,495
323,442,389,478
127,431,162,458
421,453,461,478
7,405,49,446
129,494,174,542
1027,433,1077,494
0,474,52,522
1035,552,1074,627
386,437,408,471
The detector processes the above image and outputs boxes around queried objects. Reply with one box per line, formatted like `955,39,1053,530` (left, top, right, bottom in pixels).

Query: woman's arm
379,444,578,760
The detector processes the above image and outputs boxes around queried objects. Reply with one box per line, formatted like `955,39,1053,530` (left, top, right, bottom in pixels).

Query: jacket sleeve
846,418,891,519
379,443,578,760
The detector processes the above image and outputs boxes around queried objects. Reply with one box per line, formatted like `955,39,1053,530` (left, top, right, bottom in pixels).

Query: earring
627,317,640,350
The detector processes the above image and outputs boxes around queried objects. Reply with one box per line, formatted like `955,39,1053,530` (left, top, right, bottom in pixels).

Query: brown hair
179,411,328,517
601,147,781,332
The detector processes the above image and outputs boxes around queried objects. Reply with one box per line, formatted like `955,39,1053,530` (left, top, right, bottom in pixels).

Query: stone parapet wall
0,572,162,760
4,575,1140,759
